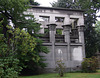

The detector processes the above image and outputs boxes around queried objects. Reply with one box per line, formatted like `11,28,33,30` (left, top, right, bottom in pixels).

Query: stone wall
39,23,85,72
26,6,85,72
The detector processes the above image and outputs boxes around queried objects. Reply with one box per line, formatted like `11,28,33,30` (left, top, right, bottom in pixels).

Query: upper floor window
39,16,49,22
71,18,78,29
55,17,64,22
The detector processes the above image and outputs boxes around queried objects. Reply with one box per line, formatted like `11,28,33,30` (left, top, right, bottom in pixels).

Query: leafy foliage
0,0,49,75
10,27,37,68
95,21,100,53
0,57,22,78
0,0,28,37
0,32,22,78
29,0,40,6
77,0,100,58
55,60,66,77
81,56,98,73
0,0,40,37
51,0,80,9
95,21,100,33
56,29,62,35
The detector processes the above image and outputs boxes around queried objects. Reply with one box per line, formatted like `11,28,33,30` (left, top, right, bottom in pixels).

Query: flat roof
30,6,84,12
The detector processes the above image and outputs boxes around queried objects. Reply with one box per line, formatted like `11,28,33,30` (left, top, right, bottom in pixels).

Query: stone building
26,6,85,72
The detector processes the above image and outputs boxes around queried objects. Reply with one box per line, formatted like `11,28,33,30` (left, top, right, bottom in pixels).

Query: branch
96,16,100,17
0,10,13,20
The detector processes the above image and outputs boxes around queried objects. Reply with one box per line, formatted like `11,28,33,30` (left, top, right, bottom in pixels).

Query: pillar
62,25,71,43
47,24,57,68
62,24,71,61
77,25,85,58
47,24,57,42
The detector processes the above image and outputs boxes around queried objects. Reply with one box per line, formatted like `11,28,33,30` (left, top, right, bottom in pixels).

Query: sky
35,0,57,7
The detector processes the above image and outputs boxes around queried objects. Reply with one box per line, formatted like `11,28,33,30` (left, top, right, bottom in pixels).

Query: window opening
39,16,50,22
55,17,64,22
70,18,78,29
56,29,63,35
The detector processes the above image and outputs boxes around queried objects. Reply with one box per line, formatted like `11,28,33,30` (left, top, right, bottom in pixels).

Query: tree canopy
95,21,100,53
29,0,40,6
0,0,40,37
0,0,49,76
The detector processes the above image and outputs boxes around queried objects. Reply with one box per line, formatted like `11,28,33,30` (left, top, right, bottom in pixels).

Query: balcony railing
39,28,79,43
55,35,64,43
39,35,49,43
70,28,79,43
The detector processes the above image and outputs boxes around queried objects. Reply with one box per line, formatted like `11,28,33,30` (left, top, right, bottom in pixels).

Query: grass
19,70,100,78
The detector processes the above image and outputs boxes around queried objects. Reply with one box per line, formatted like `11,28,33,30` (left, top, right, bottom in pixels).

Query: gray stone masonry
26,6,85,73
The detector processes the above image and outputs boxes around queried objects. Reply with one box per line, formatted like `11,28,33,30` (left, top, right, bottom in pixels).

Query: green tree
0,26,22,77
51,0,79,9
77,0,100,58
81,56,98,73
0,0,28,37
52,0,100,57
0,0,40,37
0,25,38,77
29,0,40,6
95,21,100,33
0,0,49,75
95,21,100,52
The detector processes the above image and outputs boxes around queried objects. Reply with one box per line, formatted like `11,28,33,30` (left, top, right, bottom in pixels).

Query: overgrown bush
0,57,22,78
55,60,66,77
81,56,98,73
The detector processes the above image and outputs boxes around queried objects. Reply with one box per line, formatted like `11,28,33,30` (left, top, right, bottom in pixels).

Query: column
77,25,85,58
47,24,57,68
47,24,57,42
62,25,71,43
62,24,71,61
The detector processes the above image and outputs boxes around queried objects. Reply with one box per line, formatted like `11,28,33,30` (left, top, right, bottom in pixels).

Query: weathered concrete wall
25,6,84,34
26,6,85,72
40,44,84,72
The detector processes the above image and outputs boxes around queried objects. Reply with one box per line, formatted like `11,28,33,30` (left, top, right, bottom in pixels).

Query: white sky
96,12,100,21
35,0,57,7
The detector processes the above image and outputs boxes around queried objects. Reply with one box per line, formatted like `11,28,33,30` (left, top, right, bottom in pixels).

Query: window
39,16,49,22
55,17,64,22
71,18,78,29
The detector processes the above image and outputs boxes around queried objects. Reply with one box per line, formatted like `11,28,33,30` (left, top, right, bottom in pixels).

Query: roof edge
29,5,84,12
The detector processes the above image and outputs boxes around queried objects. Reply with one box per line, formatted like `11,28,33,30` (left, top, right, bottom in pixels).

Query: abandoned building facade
26,6,85,72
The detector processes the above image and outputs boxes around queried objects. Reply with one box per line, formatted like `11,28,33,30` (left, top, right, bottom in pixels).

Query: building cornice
30,5,84,12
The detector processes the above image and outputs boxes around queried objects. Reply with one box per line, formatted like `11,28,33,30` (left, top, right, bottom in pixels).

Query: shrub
0,57,22,78
81,56,98,73
55,60,66,77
